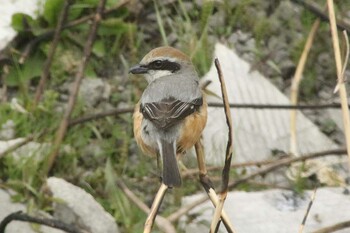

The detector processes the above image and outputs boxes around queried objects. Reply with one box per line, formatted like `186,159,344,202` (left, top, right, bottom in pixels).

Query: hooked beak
129,64,148,74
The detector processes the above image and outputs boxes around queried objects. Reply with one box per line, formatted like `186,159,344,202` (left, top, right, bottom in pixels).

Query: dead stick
116,180,176,233
311,220,350,233
34,0,72,105
44,0,107,175
290,0,350,33
0,211,83,233
68,107,133,127
298,188,317,233
210,58,234,232
67,102,350,128
144,184,168,233
327,0,350,167
290,17,320,155
194,141,235,232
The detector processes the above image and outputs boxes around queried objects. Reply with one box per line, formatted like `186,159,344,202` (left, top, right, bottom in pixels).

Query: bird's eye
152,60,163,69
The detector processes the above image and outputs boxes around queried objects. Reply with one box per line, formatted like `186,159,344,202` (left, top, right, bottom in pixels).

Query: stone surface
202,44,341,162
0,189,63,233
182,187,350,233
0,0,43,51
47,177,120,233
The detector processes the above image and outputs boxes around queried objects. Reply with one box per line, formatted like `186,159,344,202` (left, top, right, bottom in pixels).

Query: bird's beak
129,64,148,74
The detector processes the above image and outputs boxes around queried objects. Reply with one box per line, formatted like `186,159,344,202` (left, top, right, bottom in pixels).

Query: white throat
144,70,173,83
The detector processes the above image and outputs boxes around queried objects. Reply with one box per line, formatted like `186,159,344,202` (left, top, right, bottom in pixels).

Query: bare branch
298,188,317,233
34,0,72,105
116,180,176,233
311,220,350,233
44,0,107,175
0,211,84,233
290,0,350,33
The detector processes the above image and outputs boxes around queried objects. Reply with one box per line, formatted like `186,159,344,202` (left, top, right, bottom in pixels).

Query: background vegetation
0,0,350,232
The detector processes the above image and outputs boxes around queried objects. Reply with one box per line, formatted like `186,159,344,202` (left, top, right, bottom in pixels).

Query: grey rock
78,78,111,108
47,177,120,233
0,120,15,140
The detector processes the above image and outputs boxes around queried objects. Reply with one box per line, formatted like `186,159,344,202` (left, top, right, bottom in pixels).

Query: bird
130,46,207,187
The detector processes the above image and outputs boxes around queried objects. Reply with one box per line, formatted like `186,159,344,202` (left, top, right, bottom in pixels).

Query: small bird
130,46,207,187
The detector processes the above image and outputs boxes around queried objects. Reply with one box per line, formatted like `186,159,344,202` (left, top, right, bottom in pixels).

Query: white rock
182,187,350,233
0,189,63,233
202,43,340,164
0,0,44,51
47,177,120,233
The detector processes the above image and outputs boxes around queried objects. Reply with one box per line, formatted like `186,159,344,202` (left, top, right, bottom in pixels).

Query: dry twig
33,0,72,105
290,0,350,33
326,0,350,166
44,0,107,175
311,220,350,233
298,188,317,233
0,211,83,233
290,17,320,155
143,184,168,233
210,58,234,232
116,180,176,233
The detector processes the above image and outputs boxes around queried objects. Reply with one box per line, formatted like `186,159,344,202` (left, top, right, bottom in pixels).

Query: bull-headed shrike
130,46,207,187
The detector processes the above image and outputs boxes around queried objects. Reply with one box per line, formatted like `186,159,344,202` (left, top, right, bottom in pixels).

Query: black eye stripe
148,60,181,73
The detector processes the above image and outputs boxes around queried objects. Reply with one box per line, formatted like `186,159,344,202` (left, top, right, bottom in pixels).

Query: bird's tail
159,139,181,187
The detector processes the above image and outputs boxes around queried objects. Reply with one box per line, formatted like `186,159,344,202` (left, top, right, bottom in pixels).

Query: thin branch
334,31,350,93
290,0,350,33
34,0,72,105
311,220,350,233
0,211,84,233
116,180,176,233
144,184,168,233
298,188,317,233
228,149,346,190
44,0,107,175
194,141,235,232
67,102,349,127
68,107,133,127
209,102,348,109
211,58,234,232
327,0,350,167
290,16,320,155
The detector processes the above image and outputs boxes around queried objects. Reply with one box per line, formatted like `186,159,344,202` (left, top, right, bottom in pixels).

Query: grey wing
140,97,203,130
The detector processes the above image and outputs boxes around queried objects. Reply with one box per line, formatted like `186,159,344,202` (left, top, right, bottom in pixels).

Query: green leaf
92,40,106,57
98,18,129,36
11,13,35,32
43,0,64,26
6,55,44,87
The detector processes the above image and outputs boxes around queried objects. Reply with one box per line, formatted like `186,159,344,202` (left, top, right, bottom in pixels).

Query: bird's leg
195,141,235,233
143,183,168,233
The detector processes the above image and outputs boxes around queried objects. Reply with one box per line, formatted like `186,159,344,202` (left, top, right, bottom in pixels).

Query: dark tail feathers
160,139,181,187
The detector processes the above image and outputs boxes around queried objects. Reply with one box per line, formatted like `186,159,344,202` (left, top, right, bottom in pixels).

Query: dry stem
210,58,234,232
298,188,317,233
326,0,350,166
290,18,320,155
34,0,72,105
116,180,176,233
44,0,107,175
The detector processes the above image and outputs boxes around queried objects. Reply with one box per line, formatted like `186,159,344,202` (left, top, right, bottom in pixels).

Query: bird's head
129,46,194,83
